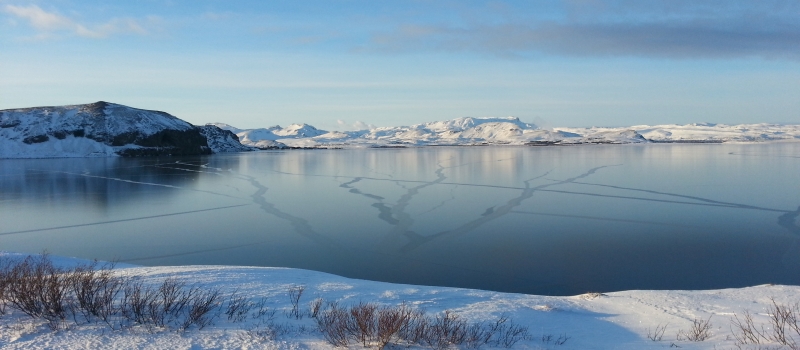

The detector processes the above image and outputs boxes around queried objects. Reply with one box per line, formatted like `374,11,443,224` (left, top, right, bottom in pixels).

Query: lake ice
1,143,799,295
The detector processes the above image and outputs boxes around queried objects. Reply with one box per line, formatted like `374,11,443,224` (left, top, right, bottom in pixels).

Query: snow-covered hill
0,102,252,158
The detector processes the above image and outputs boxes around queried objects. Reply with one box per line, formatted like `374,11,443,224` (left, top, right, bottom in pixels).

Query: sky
1,0,799,130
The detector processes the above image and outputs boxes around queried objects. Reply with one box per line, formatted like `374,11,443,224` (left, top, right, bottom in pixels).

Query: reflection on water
1,143,799,295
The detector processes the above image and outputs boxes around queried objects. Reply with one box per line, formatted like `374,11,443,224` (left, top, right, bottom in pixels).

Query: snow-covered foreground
1,253,798,349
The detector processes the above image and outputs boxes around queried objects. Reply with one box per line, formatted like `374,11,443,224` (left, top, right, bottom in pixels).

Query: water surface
1,143,799,295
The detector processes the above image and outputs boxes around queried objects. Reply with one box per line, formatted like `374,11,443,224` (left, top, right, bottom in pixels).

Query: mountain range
2,101,799,158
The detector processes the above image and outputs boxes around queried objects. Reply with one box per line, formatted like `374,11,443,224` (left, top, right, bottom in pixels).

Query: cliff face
0,102,251,158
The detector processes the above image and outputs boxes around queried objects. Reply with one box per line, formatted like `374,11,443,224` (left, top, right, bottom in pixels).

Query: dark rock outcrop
198,125,255,153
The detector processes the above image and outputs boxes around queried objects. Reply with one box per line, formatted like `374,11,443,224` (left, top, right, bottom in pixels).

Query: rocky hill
0,102,252,158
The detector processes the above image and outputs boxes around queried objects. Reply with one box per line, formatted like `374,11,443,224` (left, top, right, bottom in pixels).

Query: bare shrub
68,261,125,325
677,316,712,342
225,292,253,323
731,310,765,345
398,307,428,345
316,301,350,347
308,297,324,319
315,301,530,349
488,316,530,348
555,333,570,345
121,280,158,327
1,254,233,334
2,256,125,328
120,278,189,329
3,254,70,322
732,299,800,349
764,298,800,347
251,297,276,321
287,285,305,319
179,287,221,331
0,257,9,315
119,277,219,331
375,303,415,349
425,310,467,349
158,277,190,321
349,301,378,346
647,323,668,341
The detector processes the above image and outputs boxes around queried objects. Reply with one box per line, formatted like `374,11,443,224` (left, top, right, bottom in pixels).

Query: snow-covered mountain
224,117,800,149
0,102,252,158
211,123,329,149
223,117,652,148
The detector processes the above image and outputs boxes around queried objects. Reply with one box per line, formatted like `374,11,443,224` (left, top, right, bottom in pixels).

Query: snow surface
2,252,798,349
0,134,118,158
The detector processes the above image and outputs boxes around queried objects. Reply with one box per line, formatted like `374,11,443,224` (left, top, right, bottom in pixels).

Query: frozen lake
1,143,799,295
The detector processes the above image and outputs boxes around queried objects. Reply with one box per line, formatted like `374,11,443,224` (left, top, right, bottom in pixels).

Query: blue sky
1,0,798,129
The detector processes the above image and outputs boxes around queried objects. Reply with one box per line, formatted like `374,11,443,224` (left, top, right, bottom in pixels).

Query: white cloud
364,1,800,60
352,121,376,130
3,4,149,39
5,4,73,31
335,120,376,131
